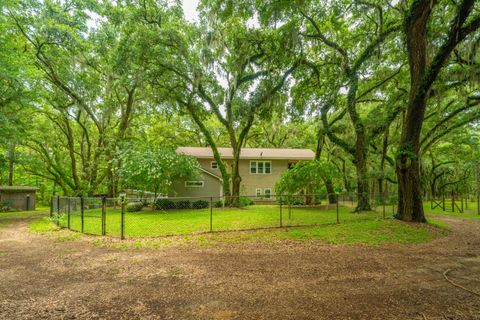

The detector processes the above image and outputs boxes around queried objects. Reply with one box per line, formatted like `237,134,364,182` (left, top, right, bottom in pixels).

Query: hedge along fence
50,193,402,239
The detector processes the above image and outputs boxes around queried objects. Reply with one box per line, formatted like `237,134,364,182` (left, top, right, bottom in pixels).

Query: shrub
175,200,191,209
214,199,225,208
0,201,12,212
239,197,254,207
126,201,144,212
192,200,209,209
154,198,176,210
291,197,305,206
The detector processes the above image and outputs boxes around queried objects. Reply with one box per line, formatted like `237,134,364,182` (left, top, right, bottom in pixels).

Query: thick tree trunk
325,178,337,204
397,155,426,222
354,138,371,211
229,145,243,206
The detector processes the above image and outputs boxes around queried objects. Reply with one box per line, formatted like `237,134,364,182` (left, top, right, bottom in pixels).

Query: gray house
171,147,315,198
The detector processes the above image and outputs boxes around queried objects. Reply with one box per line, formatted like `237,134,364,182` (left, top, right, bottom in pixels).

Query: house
0,186,37,211
171,147,315,198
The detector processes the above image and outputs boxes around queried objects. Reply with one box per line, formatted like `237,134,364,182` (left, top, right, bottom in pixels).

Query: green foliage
175,200,192,209
153,198,176,210
0,200,13,212
118,146,197,194
126,202,144,212
192,200,209,209
239,197,254,207
276,160,337,195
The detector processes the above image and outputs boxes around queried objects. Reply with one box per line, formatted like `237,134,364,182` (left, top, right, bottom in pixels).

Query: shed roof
177,147,315,160
0,186,38,192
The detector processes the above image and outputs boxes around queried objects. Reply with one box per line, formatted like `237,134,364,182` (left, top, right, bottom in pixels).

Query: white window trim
264,188,272,199
211,161,218,169
256,188,272,198
185,181,204,188
250,160,272,174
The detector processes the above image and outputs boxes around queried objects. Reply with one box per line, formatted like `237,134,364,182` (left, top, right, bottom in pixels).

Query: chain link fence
49,192,406,239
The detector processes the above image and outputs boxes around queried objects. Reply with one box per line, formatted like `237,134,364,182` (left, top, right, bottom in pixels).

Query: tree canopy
0,0,479,221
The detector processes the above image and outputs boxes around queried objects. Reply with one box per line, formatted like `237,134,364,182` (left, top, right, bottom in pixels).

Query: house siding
170,170,222,199
196,158,291,196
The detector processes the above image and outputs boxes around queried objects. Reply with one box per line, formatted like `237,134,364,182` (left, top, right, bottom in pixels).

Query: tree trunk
229,145,243,206
325,178,337,204
354,138,371,211
397,155,426,222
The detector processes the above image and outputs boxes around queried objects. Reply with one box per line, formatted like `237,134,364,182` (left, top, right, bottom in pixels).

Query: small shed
0,186,37,211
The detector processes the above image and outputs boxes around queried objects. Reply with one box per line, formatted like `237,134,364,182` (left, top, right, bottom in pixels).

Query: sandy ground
0,214,480,320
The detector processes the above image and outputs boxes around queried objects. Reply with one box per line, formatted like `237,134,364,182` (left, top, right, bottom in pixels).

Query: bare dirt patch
1,214,480,319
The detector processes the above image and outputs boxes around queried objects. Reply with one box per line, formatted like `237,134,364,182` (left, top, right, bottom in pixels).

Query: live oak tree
143,10,301,202
396,0,480,222
10,1,152,196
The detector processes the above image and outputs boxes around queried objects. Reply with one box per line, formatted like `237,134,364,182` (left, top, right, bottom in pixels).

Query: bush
175,200,191,209
239,197,254,207
0,201,12,212
214,199,225,208
154,198,176,210
192,200,209,209
126,201,144,212
291,197,305,206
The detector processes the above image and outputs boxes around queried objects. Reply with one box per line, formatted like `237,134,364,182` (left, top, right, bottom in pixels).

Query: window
256,188,272,198
211,161,218,169
264,188,272,199
250,161,272,174
185,181,204,187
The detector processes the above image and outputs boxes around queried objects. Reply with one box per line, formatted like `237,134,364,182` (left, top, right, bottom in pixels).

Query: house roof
177,147,315,160
0,186,38,192
198,167,223,181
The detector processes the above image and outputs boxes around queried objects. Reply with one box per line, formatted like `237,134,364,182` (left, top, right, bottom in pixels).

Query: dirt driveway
1,214,479,320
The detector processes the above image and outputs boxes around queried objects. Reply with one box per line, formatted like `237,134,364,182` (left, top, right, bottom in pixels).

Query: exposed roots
443,269,480,298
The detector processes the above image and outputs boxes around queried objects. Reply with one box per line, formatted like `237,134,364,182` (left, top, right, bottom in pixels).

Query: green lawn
0,207,49,230
24,203,447,248
424,200,480,219
56,204,393,238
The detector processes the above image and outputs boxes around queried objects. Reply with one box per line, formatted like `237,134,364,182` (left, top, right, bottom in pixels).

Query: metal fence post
80,196,84,233
382,193,386,219
336,193,339,224
280,199,283,228
50,196,54,218
210,197,213,232
56,196,61,226
452,191,455,212
67,197,71,229
121,198,125,240
102,196,106,236
288,196,292,219
477,192,479,215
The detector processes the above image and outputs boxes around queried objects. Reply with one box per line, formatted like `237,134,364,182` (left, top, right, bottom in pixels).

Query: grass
0,206,49,230
424,200,480,219
56,204,391,238
90,218,442,250
11,202,449,249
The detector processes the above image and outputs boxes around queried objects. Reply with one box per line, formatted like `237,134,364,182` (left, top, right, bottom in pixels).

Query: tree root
443,269,480,297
